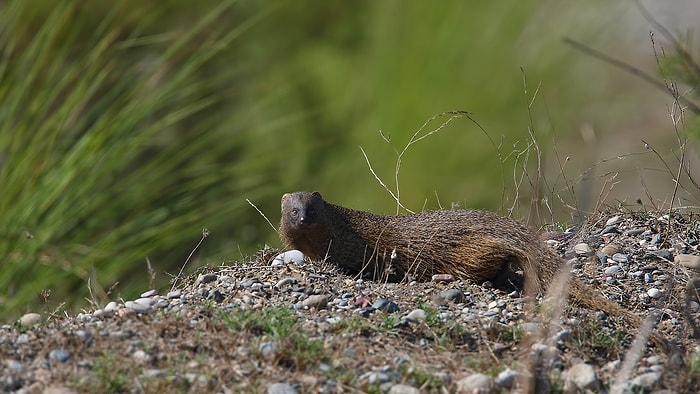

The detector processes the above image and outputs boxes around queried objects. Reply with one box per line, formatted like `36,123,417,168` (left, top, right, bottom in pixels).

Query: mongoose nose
299,215,308,224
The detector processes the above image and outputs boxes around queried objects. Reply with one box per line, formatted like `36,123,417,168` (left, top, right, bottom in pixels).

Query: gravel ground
2,210,700,393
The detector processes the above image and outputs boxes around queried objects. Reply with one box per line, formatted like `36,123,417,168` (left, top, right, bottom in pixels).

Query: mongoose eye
291,209,298,217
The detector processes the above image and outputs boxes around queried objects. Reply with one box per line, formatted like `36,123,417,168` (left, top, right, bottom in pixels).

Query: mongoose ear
312,191,323,199
282,193,291,204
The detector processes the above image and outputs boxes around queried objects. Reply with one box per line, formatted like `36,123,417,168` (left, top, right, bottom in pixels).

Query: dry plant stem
520,68,545,224
611,314,658,394
362,110,502,214
170,229,209,291
562,37,700,114
247,198,279,233
635,0,700,83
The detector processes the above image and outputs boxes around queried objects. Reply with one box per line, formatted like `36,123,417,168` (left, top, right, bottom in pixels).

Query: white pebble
574,243,593,255
18,313,43,326
604,265,622,275
647,288,662,299
125,300,152,313
140,289,158,297
606,216,621,226
104,301,119,312
273,250,305,265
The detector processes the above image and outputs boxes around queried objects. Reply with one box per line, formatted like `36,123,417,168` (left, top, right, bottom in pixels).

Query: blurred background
1,0,699,320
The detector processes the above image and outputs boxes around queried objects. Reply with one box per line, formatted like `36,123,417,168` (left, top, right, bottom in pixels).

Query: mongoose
279,191,652,335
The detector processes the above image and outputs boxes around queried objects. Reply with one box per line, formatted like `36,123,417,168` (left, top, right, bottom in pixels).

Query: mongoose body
279,191,647,331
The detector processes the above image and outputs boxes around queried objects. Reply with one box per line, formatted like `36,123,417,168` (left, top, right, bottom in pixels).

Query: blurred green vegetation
1,1,698,319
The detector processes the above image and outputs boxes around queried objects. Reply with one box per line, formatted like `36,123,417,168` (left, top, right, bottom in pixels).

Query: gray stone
388,384,420,394
273,250,305,265
140,289,157,297
604,265,622,275
574,243,593,256
405,309,427,322
439,288,465,303
647,288,662,299
166,289,182,299
565,363,599,391
456,373,491,393
611,253,629,263
18,313,43,326
302,294,328,309
49,349,72,362
606,215,621,226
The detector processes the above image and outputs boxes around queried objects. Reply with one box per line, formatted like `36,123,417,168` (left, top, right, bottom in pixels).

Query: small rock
604,265,622,275
142,369,166,378
196,273,218,284
132,350,152,364
456,373,491,393
653,249,673,260
431,274,454,283
494,368,524,388
134,297,155,307
18,313,43,326
629,371,662,390
565,363,599,391
606,216,621,226
644,273,653,283
439,288,465,303
104,301,119,312
302,294,328,309
166,290,182,299
275,277,297,289
273,250,305,265
611,253,629,264
647,288,662,299
625,228,645,236
125,300,152,313
574,243,593,256
259,342,278,359
600,225,620,235
388,384,420,394
405,309,427,322
372,298,400,313
601,244,620,256
140,289,157,297
49,349,72,362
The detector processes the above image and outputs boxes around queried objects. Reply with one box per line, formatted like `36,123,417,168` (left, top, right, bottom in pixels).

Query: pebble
48,349,72,362
259,342,278,359
372,299,400,313
302,294,328,309
196,273,218,284
166,290,182,299
606,215,621,226
604,265,622,275
267,382,298,394
565,363,599,391
611,253,629,264
653,249,673,260
600,244,620,256
388,384,420,394
18,313,43,326
647,288,662,299
104,301,119,312
273,250,305,265
431,274,454,282
574,243,593,256
125,300,152,313
439,288,465,303
629,371,662,390
140,289,158,297
456,373,491,393
275,277,297,289
494,368,523,389
404,309,427,322
625,228,645,236
600,225,619,235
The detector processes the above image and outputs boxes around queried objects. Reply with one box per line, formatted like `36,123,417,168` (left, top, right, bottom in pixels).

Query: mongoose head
281,191,325,230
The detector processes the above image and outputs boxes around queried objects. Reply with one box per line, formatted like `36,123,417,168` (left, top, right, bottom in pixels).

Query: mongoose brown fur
279,191,661,342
